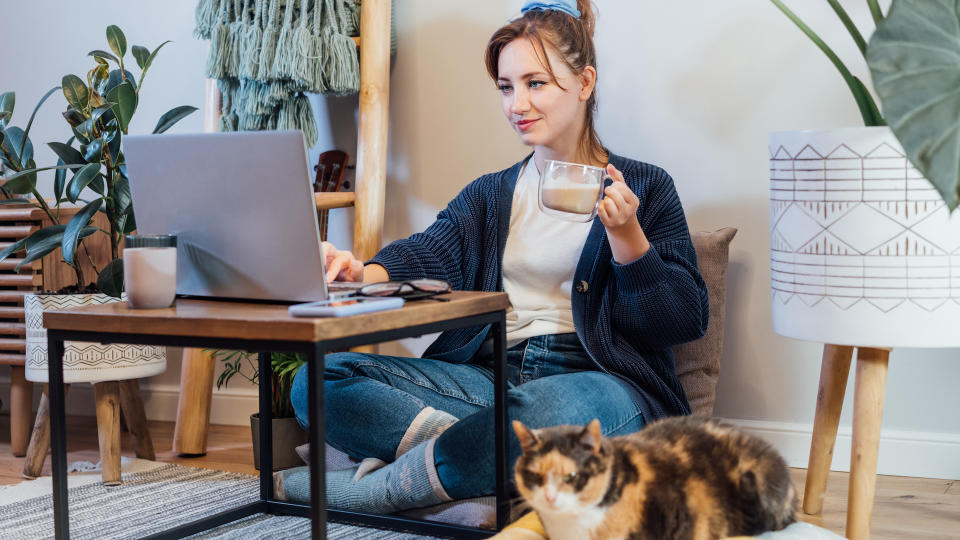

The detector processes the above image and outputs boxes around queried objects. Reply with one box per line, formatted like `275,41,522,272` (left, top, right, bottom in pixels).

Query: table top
42,291,509,342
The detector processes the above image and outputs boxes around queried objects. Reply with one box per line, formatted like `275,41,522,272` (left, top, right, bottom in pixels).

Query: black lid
125,234,177,248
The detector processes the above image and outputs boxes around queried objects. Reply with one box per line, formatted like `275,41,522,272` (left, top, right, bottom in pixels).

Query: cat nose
544,491,557,505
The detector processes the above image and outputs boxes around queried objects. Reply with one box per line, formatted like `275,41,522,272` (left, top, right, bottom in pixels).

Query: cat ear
513,420,539,451
580,419,603,454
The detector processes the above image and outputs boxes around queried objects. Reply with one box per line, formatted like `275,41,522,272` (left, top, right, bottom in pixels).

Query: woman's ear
578,66,597,102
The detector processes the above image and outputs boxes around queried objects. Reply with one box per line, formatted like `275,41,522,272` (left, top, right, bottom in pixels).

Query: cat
512,416,797,540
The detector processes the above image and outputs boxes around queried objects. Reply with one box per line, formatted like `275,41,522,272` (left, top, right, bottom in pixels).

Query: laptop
123,130,363,303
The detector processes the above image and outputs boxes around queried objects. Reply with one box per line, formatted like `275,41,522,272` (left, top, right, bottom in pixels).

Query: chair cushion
673,227,737,417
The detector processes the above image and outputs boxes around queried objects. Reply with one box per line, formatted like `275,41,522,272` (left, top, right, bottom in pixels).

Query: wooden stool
5,363,33,457
803,344,890,540
23,379,154,485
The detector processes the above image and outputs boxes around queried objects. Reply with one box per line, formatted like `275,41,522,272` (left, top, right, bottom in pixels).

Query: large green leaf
106,81,137,132
83,137,104,162
63,198,102,265
106,25,127,58
16,225,96,272
104,69,137,95
68,163,102,202
114,174,132,215
1,163,82,195
153,105,198,134
0,92,13,129
1,157,37,193
1,126,32,168
61,75,89,111
867,0,960,210
97,258,124,298
0,236,28,263
142,41,171,74
88,49,119,64
131,45,150,69
47,141,85,170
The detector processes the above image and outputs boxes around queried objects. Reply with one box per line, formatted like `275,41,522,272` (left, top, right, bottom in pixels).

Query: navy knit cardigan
369,153,708,421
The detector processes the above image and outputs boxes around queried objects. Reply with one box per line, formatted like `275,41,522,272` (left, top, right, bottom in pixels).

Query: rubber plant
771,0,960,210
0,25,197,294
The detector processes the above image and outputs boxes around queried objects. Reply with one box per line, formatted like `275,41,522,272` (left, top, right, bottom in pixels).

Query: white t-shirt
502,158,593,347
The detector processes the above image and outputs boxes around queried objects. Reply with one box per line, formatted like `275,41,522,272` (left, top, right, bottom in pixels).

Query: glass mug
537,159,609,222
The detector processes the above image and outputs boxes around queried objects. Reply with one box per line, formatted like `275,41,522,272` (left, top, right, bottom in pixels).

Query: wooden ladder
174,0,392,455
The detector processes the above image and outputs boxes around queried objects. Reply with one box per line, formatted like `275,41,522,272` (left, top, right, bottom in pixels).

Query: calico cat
512,416,797,540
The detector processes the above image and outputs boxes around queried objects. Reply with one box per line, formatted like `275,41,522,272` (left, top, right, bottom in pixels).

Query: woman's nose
511,88,530,114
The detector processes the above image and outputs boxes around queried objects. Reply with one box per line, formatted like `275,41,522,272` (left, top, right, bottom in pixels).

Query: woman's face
497,38,594,152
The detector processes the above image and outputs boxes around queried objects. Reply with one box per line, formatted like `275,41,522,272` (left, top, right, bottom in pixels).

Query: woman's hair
485,0,606,164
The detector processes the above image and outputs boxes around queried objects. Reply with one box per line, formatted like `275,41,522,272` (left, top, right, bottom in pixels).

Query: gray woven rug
0,461,444,539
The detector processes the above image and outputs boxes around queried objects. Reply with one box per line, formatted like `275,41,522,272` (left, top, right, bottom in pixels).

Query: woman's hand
598,164,639,231
598,164,650,264
321,241,364,283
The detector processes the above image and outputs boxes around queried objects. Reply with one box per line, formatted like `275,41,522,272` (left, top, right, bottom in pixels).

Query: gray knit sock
274,438,452,513
395,406,458,459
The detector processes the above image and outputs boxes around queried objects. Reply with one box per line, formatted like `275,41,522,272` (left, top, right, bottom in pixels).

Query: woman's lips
516,118,539,131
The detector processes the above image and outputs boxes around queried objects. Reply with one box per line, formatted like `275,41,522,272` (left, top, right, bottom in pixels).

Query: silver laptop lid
123,130,330,302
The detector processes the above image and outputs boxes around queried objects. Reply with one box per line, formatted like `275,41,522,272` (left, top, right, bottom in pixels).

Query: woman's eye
498,84,513,94
529,80,546,89
563,472,577,483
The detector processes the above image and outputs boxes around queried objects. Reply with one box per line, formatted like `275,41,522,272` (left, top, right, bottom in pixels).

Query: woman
279,0,708,512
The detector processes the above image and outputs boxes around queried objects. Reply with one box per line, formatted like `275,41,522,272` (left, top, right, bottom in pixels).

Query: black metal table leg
49,335,69,540
259,352,274,498
308,344,327,539
492,313,509,530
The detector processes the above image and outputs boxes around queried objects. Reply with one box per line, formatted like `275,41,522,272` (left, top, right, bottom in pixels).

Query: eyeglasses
357,279,452,301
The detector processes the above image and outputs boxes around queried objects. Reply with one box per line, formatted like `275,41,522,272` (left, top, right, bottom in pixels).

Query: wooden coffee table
41,291,510,539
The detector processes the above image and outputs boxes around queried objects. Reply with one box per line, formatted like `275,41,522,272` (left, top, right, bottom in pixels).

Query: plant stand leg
118,379,155,460
94,381,122,486
173,348,215,456
22,384,70,479
846,347,889,540
803,343,853,515
9,366,33,457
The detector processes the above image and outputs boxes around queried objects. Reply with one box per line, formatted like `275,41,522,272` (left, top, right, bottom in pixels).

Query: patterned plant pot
24,293,166,383
769,127,960,348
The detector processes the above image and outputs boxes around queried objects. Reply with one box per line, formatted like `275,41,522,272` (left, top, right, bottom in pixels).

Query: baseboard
0,379,258,427
723,418,960,480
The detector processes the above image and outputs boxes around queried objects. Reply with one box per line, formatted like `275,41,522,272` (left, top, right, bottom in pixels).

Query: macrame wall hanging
195,0,376,146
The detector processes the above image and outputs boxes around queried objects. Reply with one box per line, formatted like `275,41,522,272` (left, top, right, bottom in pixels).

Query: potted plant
214,350,308,470
0,25,196,384
768,1,960,346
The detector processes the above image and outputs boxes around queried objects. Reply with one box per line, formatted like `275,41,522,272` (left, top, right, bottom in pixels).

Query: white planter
769,127,960,348
24,293,166,383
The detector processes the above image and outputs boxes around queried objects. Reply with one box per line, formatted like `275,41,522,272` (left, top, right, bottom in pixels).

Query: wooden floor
0,413,957,539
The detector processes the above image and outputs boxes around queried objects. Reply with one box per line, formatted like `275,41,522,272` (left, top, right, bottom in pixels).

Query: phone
288,296,405,317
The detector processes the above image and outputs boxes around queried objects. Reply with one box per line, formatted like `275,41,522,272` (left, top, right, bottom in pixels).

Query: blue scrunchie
521,0,580,18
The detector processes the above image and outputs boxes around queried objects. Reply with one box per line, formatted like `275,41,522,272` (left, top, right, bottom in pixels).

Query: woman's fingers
606,164,625,183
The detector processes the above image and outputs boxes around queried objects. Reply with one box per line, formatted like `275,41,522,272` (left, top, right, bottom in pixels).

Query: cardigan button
575,280,589,294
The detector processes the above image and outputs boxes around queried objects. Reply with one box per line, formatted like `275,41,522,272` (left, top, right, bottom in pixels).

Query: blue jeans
290,333,646,499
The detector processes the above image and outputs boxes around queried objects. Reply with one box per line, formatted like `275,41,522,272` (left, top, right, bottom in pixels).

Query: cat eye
563,472,577,484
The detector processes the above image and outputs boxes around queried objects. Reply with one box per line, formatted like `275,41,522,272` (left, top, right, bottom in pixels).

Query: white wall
2,1,958,478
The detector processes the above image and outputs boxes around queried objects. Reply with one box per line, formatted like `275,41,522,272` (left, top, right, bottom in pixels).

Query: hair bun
577,0,596,37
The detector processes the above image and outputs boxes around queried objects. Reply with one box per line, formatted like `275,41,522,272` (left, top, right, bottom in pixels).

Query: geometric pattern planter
24,293,166,383
770,126,960,348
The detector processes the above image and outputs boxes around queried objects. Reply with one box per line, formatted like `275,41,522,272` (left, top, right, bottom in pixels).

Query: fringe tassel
206,22,233,78
258,0,281,79
276,93,317,147
239,13,262,78
270,0,298,79
296,93,317,147
322,29,359,95
194,0,220,39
